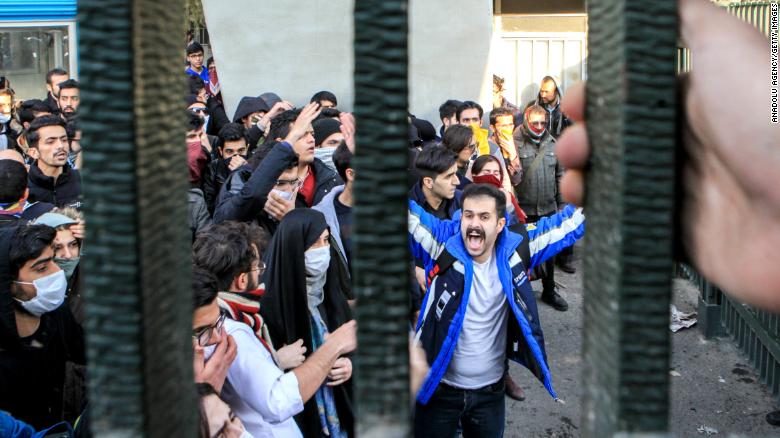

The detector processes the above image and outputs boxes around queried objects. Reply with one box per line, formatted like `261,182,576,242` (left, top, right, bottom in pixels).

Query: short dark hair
415,145,457,181
214,221,270,257
57,79,79,92
462,183,506,219
192,265,219,309
18,100,51,125
187,111,204,132
310,91,338,107
206,57,215,68
193,223,256,291
332,141,352,182
186,41,204,55
218,123,246,144
316,107,341,121
0,160,28,203
439,99,462,122
489,107,513,126
9,225,56,279
27,115,66,149
267,108,300,142
188,75,206,95
457,101,483,122
440,124,473,154
196,382,222,438
46,68,68,85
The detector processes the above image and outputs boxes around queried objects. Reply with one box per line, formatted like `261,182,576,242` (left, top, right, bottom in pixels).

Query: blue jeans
414,379,505,438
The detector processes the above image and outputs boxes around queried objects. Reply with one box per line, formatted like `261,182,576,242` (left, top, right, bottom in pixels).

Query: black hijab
260,208,354,437
260,208,352,350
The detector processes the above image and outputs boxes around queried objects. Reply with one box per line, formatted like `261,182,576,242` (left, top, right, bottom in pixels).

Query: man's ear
230,273,247,293
346,168,355,183
422,176,434,189
27,147,39,160
496,216,507,234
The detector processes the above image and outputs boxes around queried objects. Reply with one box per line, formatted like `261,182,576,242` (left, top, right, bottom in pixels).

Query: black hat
410,116,437,142
259,92,282,109
313,118,342,146
232,96,270,123
408,124,422,146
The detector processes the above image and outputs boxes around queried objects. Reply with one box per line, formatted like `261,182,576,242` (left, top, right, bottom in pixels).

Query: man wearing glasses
192,227,357,438
513,105,568,313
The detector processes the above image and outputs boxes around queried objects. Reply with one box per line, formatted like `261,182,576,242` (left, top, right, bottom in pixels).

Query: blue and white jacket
408,200,585,404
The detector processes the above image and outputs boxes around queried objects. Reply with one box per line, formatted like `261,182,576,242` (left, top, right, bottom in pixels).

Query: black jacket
214,142,342,234
201,158,231,215
0,226,86,429
28,163,82,209
205,96,230,138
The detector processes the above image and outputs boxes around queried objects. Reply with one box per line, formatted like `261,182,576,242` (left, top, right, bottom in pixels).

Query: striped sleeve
408,200,460,271
526,205,585,271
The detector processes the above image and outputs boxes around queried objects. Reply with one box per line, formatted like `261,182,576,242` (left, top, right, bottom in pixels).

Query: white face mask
305,245,330,280
239,428,255,438
0,113,11,124
314,146,336,161
14,270,67,316
269,188,294,201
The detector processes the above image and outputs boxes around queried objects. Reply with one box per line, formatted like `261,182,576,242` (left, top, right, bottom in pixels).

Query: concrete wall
201,0,494,128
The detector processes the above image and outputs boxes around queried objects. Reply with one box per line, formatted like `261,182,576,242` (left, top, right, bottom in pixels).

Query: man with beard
202,123,248,215
525,76,572,140
0,224,85,429
43,68,68,114
512,105,567,311
25,116,82,209
56,80,80,121
408,183,584,437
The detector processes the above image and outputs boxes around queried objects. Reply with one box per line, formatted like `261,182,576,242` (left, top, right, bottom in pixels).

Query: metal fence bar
79,0,194,435
582,0,677,435
352,0,411,436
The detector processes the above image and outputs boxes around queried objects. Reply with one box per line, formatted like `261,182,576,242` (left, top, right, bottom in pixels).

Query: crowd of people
0,35,583,436
3,0,774,434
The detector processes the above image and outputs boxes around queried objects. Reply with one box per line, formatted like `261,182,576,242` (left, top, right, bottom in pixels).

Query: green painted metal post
79,0,195,435
352,0,411,436
582,0,678,436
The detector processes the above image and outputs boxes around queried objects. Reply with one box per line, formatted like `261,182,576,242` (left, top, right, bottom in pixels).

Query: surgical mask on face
0,114,11,124
269,188,294,201
13,270,67,316
305,245,330,279
239,429,255,438
314,146,336,164
54,257,80,279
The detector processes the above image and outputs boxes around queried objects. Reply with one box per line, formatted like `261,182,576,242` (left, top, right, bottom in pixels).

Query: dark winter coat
27,163,82,209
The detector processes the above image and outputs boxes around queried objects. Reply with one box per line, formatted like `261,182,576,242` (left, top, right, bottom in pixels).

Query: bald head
0,149,25,165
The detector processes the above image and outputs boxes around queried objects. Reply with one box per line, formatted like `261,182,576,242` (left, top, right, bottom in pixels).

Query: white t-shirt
442,251,508,389
216,318,304,438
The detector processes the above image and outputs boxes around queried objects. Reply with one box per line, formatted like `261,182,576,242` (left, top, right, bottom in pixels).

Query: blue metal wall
0,0,77,22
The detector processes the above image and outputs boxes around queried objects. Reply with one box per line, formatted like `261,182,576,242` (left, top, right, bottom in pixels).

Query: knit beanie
312,118,342,147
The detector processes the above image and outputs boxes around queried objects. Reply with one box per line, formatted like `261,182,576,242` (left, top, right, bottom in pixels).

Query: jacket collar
29,161,70,189
311,157,339,190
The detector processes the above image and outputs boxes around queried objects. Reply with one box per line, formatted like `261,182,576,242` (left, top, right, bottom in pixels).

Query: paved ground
504,246,780,437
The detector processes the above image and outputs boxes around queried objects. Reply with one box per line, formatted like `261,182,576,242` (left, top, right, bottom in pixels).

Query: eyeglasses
275,178,303,190
193,311,227,347
250,261,266,276
189,107,208,115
